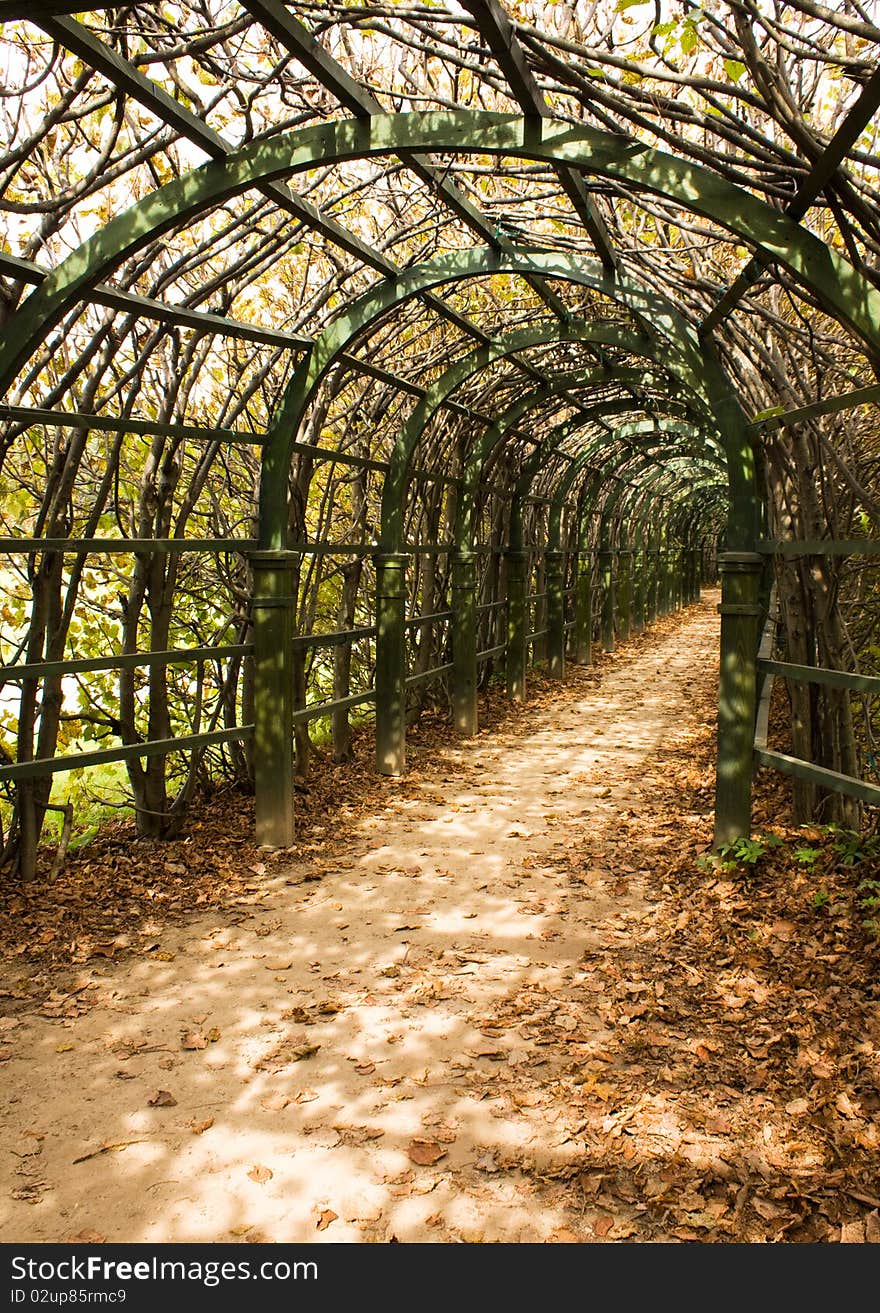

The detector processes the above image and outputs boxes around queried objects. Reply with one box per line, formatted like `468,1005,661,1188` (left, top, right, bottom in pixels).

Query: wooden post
600,548,615,652
714,551,763,847
545,549,566,678
452,548,478,735
633,546,646,632
505,548,528,701
617,548,633,641
251,550,297,848
374,552,409,776
573,550,593,664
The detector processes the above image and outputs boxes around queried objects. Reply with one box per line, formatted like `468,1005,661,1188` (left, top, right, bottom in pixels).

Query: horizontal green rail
0,724,255,783
757,539,880,556
0,538,256,554
405,662,454,688
293,626,376,652
0,643,251,682
405,610,453,629
758,658,880,696
292,690,374,722
755,749,880,807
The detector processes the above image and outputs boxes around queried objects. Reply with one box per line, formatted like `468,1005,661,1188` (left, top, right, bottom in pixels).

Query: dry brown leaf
181,1032,207,1051
316,1209,338,1231
190,1116,214,1135
593,1216,614,1237
66,1230,106,1244
261,1094,291,1112
247,1165,273,1184
147,1090,177,1107
407,1139,446,1166
291,1043,320,1061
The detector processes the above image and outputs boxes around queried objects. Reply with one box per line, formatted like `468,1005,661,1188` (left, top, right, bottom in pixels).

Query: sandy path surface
1,595,720,1244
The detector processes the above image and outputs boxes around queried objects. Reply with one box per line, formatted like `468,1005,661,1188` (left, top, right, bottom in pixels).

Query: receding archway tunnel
1,34,877,882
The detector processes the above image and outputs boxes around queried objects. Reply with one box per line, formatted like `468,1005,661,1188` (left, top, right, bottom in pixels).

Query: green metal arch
547,419,724,547
260,250,732,551
376,317,716,549
3,111,878,385
455,386,708,551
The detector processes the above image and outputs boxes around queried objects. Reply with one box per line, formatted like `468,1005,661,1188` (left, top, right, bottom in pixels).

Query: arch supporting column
374,552,410,776
452,548,479,736
251,550,298,848
505,548,529,702
714,551,764,845
545,549,566,679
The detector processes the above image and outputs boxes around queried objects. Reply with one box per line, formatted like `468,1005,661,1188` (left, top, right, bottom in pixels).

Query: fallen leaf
55,1043,74,1053
407,1139,446,1166
785,1098,810,1116
261,1094,291,1112
316,1209,338,1232
291,1044,320,1061
148,1090,177,1107
190,1117,214,1135
206,1028,221,1043
840,1220,865,1243
354,1062,375,1075
266,961,293,972
66,1230,106,1244
247,1165,273,1184
181,1031,207,1051
155,952,175,962
593,1216,614,1237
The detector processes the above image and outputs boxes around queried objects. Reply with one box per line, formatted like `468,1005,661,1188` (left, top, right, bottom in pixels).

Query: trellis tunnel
1,10,879,879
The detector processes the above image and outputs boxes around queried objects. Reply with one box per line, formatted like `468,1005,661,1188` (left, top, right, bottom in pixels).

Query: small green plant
714,832,784,874
857,877,880,938
795,846,823,866
819,824,880,868
811,888,830,909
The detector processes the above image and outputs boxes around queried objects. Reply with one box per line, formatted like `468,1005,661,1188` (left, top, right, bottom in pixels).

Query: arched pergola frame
3,112,878,854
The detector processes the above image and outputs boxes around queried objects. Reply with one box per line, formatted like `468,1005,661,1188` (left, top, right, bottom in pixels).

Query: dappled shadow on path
2,592,878,1244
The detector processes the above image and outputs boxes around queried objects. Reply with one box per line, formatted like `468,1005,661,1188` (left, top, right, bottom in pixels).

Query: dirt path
2,592,875,1245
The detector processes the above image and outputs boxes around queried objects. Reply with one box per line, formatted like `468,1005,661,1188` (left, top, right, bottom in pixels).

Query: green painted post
662,550,672,614
251,550,297,848
633,546,646,632
677,546,688,611
452,548,479,735
546,549,565,678
714,552,763,847
647,548,659,623
505,548,528,701
573,550,593,664
375,552,409,775
617,548,633,642
600,549,615,652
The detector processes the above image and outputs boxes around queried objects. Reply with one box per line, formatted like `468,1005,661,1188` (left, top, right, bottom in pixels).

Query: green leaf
723,59,747,83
